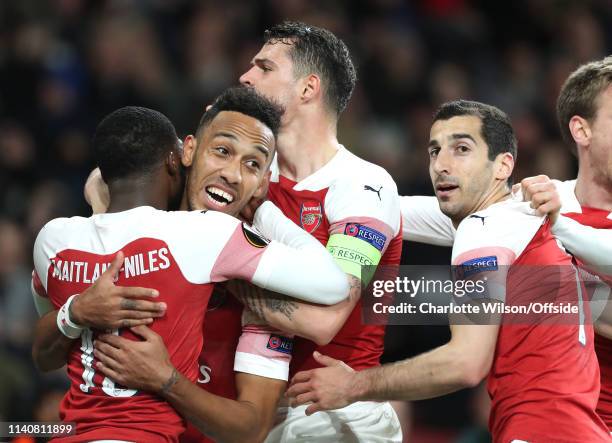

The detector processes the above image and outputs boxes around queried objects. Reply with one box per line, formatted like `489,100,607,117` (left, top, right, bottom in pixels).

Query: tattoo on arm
160,368,179,395
230,281,299,321
347,275,361,302
263,294,298,320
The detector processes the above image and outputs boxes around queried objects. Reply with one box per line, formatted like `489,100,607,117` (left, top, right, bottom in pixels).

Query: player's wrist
348,370,370,403
157,367,180,397
68,294,87,327
57,295,86,339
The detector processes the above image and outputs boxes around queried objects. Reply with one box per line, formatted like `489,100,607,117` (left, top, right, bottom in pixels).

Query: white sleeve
253,201,321,251
400,195,455,246
553,215,612,276
250,202,349,305
324,171,400,236
31,272,54,317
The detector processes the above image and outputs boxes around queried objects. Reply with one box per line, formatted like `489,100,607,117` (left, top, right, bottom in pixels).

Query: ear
253,170,271,199
495,152,515,182
166,149,181,177
181,135,198,167
568,115,591,148
301,74,321,103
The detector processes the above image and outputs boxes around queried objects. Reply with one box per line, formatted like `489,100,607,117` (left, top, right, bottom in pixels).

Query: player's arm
520,175,612,275
164,371,283,443
288,215,513,413
552,214,612,340
520,175,612,336
286,323,499,414
400,195,455,245
215,202,350,305
552,216,612,277
227,280,357,346
32,252,165,372
94,325,284,443
229,178,401,344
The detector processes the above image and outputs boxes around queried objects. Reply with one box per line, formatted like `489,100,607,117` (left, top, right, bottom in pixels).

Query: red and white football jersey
267,146,402,375
555,179,612,431
33,206,289,443
452,198,609,442
181,146,402,442
179,291,293,443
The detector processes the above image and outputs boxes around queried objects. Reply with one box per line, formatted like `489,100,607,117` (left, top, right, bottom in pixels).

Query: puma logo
469,214,487,225
364,185,383,201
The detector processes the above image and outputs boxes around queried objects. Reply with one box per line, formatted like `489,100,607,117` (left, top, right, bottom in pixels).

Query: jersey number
79,328,138,397
573,266,587,346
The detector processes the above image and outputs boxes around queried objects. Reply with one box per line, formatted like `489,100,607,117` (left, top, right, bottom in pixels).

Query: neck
106,175,169,213
179,190,189,211
452,183,511,228
276,109,340,182
575,165,612,211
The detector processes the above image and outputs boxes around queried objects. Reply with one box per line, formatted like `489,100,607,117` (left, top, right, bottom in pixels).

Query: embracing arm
345,323,497,401
286,323,499,414
32,252,164,372
228,275,360,346
159,371,283,443
247,202,349,305
552,215,612,277
95,326,284,443
32,310,75,372
400,195,455,246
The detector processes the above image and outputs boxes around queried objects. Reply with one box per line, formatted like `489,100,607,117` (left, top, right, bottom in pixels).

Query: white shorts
264,401,402,442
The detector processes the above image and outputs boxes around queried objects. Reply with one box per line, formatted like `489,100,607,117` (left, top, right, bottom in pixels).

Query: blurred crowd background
0,0,611,441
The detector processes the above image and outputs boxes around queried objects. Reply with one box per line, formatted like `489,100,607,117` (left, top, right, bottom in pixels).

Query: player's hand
84,168,110,214
71,251,166,329
286,351,356,415
518,175,561,224
94,325,176,394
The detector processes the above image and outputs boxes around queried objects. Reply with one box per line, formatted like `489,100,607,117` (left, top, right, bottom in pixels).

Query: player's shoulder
460,199,542,231
36,215,91,243
327,148,398,204
335,148,397,188
455,198,544,252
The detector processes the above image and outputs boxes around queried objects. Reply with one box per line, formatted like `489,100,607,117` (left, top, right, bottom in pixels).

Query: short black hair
264,21,356,116
433,100,517,162
93,106,178,182
197,87,283,138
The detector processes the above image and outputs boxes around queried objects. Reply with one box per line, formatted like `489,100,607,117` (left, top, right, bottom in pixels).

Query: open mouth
205,186,235,207
436,184,459,197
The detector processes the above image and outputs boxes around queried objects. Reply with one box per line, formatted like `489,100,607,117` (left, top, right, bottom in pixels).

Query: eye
457,145,470,153
428,147,440,158
245,160,261,171
214,146,229,156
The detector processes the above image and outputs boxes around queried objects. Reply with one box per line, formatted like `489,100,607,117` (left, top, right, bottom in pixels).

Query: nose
220,157,242,185
432,148,451,176
239,67,254,87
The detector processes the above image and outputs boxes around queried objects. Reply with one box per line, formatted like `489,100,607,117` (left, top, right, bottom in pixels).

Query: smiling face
181,111,275,216
428,115,501,223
